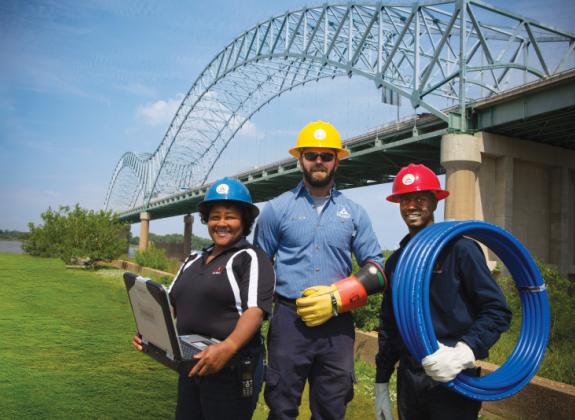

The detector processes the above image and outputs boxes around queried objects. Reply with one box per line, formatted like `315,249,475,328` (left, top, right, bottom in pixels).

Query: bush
538,261,574,346
134,244,169,271
22,205,128,267
495,260,574,346
354,293,383,331
490,260,575,384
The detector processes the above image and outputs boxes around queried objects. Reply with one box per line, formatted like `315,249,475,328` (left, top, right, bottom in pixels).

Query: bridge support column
183,214,194,259
440,133,482,221
138,212,151,251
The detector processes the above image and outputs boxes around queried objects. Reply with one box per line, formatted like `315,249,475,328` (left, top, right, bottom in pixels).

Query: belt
275,294,297,308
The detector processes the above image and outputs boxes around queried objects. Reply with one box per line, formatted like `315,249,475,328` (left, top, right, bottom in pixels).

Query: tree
0,229,29,240
23,205,129,267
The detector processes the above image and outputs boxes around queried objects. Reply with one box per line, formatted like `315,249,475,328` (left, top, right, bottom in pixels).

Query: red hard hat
387,163,449,202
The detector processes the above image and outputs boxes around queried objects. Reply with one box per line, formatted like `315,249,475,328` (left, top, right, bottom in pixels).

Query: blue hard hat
198,177,259,218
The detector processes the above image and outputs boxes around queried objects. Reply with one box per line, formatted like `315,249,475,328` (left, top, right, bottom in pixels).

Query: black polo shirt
168,238,275,342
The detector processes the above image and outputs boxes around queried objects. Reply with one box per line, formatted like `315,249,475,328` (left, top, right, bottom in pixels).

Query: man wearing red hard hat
375,163,511,420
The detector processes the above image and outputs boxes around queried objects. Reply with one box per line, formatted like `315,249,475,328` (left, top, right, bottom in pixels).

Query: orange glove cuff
334,276,368,312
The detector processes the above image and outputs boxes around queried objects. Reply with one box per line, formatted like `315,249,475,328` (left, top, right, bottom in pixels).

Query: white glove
421,341,476,382
375,383,394,420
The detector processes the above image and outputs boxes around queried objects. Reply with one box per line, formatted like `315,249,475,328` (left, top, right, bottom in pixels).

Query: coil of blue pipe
392,220,551,401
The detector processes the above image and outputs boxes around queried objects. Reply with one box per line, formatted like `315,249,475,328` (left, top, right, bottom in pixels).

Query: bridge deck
118,69,575,223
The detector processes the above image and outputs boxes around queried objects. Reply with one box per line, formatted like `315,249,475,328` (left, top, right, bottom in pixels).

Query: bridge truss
105,0,575,213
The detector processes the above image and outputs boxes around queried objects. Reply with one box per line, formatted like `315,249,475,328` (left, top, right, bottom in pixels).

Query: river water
0,240,24,254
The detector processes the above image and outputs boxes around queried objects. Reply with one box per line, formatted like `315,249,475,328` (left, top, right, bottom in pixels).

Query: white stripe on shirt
225,248,260,316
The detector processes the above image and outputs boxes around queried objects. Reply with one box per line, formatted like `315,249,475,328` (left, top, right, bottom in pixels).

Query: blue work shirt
376,233,512,383
254,181,383,299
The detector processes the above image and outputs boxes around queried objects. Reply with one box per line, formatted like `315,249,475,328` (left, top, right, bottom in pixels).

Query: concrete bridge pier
138,211,151,251
440,133,482,221
440,131,575,280
183,214,194,258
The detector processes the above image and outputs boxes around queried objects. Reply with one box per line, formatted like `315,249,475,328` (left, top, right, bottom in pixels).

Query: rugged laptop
123,272,219,373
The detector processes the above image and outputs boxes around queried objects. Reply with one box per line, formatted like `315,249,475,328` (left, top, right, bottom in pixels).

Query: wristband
225,337,239,353
330,293,339,317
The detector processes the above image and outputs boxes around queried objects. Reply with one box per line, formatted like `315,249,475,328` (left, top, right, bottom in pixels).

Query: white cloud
137,95,183,126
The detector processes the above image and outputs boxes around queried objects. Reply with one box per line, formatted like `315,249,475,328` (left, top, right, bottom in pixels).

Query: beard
302,165,335,188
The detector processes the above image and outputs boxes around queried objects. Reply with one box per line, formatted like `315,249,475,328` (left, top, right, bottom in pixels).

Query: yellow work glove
296,285,342,327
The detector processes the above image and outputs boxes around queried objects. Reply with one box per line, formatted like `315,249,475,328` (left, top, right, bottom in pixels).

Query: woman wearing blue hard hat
133,177,275,419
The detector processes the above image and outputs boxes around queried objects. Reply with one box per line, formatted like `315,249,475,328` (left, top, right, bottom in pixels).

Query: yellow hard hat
289,120,350,159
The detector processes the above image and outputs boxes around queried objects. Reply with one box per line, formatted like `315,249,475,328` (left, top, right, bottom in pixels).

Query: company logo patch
216,183,230,195
212,265,224,275
313,128,327,140
337,207,351,218
402,173,415,186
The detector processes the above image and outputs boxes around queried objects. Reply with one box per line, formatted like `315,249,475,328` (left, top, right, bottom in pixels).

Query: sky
1,0,574,250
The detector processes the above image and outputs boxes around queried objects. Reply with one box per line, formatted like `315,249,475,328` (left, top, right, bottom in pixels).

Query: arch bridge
105,1,575,278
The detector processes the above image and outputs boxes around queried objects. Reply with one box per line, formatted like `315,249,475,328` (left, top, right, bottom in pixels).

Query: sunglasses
302,152,336,162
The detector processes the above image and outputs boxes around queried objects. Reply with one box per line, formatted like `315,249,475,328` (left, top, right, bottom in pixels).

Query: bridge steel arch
105,0,575,213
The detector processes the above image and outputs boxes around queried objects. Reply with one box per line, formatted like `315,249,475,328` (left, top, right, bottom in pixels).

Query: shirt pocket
325,218,354,251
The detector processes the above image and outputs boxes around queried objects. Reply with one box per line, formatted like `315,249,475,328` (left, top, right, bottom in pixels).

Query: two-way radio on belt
392,220,551,401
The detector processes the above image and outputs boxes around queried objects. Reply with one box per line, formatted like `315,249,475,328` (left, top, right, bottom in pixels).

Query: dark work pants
264,301,355,420
397,357,481,420
175,349,264,420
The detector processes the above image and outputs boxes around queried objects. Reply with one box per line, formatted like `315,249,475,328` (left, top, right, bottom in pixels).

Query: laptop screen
123,273,181,359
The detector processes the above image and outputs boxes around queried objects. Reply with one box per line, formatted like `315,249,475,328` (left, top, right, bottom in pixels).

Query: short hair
199,201,256,236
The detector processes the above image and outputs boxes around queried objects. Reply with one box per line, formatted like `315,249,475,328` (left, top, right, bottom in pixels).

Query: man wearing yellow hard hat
254,121,385,419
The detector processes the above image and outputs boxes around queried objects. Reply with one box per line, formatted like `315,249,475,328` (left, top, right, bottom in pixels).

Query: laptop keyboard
180,340,199,360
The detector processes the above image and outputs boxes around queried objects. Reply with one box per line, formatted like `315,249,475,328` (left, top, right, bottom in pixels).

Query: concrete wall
472,133,575,280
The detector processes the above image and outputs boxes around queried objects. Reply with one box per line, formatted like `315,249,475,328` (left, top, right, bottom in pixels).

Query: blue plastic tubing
392,221,551,401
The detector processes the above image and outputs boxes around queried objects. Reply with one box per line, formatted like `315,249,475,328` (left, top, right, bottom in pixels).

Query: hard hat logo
313,128,327,140
216,183,230,195
289,120,350,159
402,174,415,186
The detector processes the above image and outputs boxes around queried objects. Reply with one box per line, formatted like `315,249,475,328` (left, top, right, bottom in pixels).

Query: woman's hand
188,307,264,377
132,335,144,352
188,339,237,377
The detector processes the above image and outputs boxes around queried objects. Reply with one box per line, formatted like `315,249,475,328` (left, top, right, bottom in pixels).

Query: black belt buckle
238,357,254,398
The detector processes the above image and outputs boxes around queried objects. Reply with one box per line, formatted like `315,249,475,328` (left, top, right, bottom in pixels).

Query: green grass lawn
0,253,378,419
